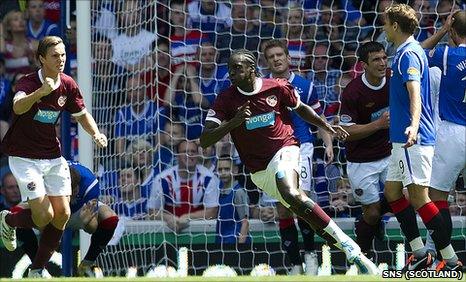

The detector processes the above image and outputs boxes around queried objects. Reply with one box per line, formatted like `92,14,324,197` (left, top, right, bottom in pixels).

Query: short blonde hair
125,138,153,165
385,4,419,35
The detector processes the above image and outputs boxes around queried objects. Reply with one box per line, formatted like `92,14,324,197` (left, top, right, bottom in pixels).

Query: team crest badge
407,67,419,76
58,95,67,107
27,182,36,191
340,114,352,123
266,95,278,107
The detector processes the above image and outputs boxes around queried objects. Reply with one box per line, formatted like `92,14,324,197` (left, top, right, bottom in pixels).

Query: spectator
187,0,232,40
0,56,12,140
0,10,36,79
216,0,278,64
114,75,167,155
25,0,59,43
144,39,171,104
109,166,149,220
169,0,207,71
0,172,20,209
155,119,185,173
450,191,466,216
253,0,282,40
374,0,397,63
201,144,216,172
167,64,206,140
216,156,250,244
306,43,341,118
126,138,157,197
251,193,278,222
92,37,126,139
111,1,157,71
280,2,314,73
410,0,434,42
148,140,219,233
0,172,38,263
198,41,230,105
326,178,352,218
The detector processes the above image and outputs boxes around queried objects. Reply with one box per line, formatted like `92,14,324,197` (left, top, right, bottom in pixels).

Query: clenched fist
40,77,60,97
93,133,108,148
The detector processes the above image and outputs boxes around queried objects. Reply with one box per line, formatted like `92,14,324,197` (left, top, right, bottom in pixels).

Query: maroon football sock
5,208,37,229
31,224,63,270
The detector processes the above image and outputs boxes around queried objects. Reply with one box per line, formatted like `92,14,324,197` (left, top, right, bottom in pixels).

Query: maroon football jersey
2,70,86,159
340,71,391,162
206,78,300,173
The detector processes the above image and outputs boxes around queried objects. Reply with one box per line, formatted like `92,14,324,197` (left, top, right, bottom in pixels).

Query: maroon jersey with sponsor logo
340,71,391,162
206,78,299,173
2,70,86,159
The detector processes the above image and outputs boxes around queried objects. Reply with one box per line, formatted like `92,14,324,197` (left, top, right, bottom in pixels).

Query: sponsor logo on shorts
266,95,278,107
57,95,67,107
355,188,363,196
365,102,375,108
27,182,36,191
407,67,420,76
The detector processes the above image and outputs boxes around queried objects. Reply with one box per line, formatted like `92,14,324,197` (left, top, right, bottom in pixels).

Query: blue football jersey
68,161,100,213
390,37,435,145
269,73,322,144
426,44,466,125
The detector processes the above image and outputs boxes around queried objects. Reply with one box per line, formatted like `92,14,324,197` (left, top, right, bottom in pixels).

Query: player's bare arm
294,102,349,140
200,101,251,148
342,111,389,142
318,114,335,163
74,112,108,148
13,77,57,115
404,80,421,148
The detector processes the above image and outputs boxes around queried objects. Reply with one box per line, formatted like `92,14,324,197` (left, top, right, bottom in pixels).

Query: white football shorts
8,156,72,202
430,121,466,192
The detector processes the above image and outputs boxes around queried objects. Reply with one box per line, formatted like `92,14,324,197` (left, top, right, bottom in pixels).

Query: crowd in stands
0,0,465,244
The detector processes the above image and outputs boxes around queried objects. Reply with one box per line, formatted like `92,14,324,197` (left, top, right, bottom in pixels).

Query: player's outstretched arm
200,101,251,148
342,111,389,142
295,103,349,140
13,77,56,115
421,14,454,49
75,112,108,148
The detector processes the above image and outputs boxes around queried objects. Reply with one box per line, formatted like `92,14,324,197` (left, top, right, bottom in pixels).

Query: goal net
86,0,466,277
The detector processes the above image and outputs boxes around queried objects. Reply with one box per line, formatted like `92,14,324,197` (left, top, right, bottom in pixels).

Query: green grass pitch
1,275,460,282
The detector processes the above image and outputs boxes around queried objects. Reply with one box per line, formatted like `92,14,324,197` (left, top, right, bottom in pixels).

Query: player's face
228,57,254,88
265,47,291,75
383,18,397,43
364,50,388,79
41,43,66,74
